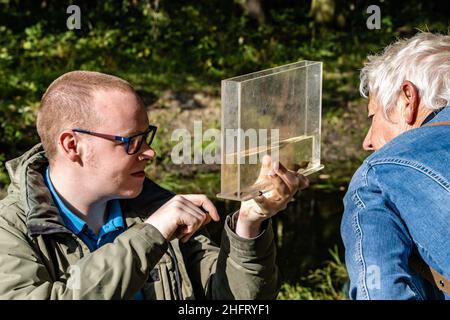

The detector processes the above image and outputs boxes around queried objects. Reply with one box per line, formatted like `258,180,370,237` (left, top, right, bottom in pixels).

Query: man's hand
145,194,220,243
237,156,309,238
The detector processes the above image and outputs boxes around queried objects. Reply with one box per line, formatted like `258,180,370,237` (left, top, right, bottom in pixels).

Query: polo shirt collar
99,199,125,236
44,166,124,236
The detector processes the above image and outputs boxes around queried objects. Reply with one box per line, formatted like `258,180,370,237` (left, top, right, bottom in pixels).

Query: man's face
362,96,407,151
81,89,155,199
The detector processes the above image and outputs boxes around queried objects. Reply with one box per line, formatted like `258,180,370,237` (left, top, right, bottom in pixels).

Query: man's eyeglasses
72,125,157,155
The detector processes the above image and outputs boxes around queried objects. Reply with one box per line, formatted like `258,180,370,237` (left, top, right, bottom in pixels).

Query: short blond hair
36,70,142,162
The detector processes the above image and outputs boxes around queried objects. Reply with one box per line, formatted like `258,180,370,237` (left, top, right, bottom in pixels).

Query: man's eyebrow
119,130,139,137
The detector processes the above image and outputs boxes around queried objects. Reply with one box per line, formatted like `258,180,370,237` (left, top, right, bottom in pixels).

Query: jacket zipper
167,242,184,300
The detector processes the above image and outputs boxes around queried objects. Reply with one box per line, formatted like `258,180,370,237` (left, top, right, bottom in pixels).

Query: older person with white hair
341,32,450,300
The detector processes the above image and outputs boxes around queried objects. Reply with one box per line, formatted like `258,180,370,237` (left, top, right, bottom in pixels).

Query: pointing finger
182,194,220,222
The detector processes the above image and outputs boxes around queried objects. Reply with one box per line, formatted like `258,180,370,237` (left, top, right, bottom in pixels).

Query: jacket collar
424,106,450,125
5,144,175,237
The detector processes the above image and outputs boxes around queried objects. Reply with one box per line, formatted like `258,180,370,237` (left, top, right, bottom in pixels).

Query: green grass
277,246,349,300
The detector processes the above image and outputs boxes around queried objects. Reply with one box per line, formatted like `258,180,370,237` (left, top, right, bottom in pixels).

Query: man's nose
138,143,156,160
363,128,374,151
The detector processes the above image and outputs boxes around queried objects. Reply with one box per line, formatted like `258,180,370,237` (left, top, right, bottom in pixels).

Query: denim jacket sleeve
340,161,442,300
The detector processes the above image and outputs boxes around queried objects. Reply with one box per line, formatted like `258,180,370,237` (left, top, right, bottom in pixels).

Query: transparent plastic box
217,60,323,201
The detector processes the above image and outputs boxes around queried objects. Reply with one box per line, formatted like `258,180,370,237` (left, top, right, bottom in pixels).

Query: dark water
208,188,346,283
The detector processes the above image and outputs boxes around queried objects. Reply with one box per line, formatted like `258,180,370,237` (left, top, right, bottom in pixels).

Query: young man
341,32,450,299
0,70,307,299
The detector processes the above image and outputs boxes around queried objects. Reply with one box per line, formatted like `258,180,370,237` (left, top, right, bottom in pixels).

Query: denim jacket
341,106,450,300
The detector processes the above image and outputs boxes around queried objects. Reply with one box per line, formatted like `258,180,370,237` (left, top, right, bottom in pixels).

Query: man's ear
58,130,81,162
400,80,420,125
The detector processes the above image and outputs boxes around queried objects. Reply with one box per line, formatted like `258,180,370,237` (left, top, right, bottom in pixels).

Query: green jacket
0,144,280,299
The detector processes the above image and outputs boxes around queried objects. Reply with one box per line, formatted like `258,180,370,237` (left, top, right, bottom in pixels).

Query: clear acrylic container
217,60,323,201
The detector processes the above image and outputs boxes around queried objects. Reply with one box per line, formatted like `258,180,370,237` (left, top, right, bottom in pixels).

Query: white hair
360,32,450,115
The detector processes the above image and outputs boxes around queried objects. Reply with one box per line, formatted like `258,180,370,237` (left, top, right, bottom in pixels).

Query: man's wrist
235,211,263,239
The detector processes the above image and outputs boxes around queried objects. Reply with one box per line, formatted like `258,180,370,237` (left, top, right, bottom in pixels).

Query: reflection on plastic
218,60,323,201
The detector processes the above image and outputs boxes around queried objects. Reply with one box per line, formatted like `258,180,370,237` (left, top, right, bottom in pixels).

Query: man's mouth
131,171,146,178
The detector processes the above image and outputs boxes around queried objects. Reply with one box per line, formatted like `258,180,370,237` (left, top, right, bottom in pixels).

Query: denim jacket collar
422,106,450,126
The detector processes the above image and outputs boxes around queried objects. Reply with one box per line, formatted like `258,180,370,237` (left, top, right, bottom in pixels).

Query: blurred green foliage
0,0,448,299
1,0,448,187
277,245,349,300
0,0,447,206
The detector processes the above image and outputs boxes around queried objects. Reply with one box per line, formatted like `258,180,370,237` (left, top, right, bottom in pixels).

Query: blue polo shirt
44,166,144,300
